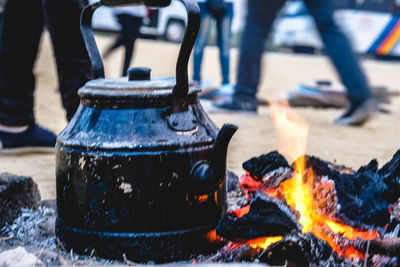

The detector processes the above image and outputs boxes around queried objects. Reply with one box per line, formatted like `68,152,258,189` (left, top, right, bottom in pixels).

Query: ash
1,206,56,249
227,190,248,212
0,206,118,266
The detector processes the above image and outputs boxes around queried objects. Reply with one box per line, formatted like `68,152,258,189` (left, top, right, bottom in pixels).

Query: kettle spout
191,124,238,193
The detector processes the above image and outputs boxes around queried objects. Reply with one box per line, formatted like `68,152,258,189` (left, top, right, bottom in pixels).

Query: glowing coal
216,102,400,264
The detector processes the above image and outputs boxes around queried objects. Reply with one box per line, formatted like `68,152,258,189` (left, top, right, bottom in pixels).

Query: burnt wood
241,151,400,227
242,151,290,180
258,231,345,267
216,193,300,240
368,237,400,257
0,173,41,228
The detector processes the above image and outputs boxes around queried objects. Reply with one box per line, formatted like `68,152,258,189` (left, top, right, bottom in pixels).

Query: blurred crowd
0,0,394,153
195,0,377,127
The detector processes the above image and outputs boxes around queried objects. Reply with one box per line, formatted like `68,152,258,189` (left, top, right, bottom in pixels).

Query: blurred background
86,0,400,59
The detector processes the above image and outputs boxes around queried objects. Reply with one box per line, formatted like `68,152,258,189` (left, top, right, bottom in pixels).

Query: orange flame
247,236,283,250
269,100,309,163
277,165,378,258
230,205,251,218
247,101,379,258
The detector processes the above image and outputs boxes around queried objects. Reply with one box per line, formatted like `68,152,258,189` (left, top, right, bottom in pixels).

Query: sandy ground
1,33,400,200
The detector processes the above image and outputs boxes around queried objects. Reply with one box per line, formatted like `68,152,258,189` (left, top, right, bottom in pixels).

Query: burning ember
215,101,400,265
247,236,283,250
252,101,378,258
251,165,378,259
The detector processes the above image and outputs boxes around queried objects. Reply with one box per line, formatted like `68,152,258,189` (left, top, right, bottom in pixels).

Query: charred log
378,150,400,179
216,193,301,240
369,237,400,257
386,219,400,235
258,231,348,267
305,156,393,227
378,150,400,201
242,153,396,227
0,173,41,228
354,237,400,257
357,159,378,173
242,151,291,180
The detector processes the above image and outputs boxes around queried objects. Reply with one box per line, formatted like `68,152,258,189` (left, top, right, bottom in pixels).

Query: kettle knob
128,67,151,81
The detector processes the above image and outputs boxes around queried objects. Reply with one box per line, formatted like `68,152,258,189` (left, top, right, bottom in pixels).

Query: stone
0,246,43,266
28,248,60,266
0,173,41,228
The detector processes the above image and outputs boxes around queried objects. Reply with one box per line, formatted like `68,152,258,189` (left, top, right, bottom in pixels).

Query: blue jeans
0,0,92,126
193,2,233,84
235,0,372,107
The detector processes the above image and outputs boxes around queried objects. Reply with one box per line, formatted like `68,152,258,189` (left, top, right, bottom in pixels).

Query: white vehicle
89,0,187,42
273,0,400,57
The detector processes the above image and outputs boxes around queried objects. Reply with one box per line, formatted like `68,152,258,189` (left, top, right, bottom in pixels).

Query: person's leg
120,15,143,76
216,3,233,85
193,3,213,83
42,0,93,121
0,0,58,153
212,0,285,112
0,0,44,126
234,0,286,99
304,0,372,106
103,15,126,59
304,0,375,125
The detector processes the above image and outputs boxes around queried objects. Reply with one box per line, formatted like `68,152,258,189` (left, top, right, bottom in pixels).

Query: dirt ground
1,33,400,200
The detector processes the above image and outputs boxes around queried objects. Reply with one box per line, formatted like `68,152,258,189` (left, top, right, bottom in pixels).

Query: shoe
193,80,213,90
0,124,57,155
219,83,234,93
334,98,378,126
211,95,258,113
200,83,234,100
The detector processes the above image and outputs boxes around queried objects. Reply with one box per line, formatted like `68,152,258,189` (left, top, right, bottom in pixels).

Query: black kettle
55,0,238,263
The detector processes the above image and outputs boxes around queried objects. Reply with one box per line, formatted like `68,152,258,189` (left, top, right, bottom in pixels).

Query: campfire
212,102,400,266
2,101,400,266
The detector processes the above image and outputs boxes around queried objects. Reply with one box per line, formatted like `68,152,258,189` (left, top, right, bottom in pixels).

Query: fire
247,236,283,250
275,163,378,258
247,101,379,258
269,100,309,163
230,205,250,218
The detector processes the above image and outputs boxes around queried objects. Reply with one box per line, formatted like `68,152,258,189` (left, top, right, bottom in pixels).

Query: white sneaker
334,98,378,126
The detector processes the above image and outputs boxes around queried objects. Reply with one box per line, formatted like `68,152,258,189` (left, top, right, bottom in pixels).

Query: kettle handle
81,1,104,79
80,0,200,102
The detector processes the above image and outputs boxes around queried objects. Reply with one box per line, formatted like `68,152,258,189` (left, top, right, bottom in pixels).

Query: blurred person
193,0,234,93
214,0,377,126
0,0,92,154
103,6,146,76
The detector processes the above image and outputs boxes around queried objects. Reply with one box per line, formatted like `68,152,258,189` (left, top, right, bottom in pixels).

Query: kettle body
56,77,231,262
55,0,237,263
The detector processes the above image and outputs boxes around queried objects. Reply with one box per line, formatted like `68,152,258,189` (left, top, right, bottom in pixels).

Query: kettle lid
79,75,200,99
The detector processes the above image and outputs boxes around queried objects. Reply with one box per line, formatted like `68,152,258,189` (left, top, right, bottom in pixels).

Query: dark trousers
193,2,233,84
235,0,372,107
0,0,92,126
104,14,143,77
